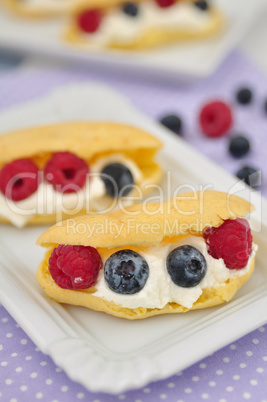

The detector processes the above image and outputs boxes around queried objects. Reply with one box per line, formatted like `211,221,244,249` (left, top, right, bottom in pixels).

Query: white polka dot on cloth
20,386,27,392
233,375,240,380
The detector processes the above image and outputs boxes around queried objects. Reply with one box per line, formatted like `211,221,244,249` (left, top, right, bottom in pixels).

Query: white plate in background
0,0,265,80
0,84,266,394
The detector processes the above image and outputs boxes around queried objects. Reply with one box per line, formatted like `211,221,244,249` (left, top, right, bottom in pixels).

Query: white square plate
0,84,266,394
0,0,265,79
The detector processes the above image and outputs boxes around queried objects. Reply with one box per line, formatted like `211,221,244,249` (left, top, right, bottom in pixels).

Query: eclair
0,122,162,227
36,191,257,320
65,0,224,50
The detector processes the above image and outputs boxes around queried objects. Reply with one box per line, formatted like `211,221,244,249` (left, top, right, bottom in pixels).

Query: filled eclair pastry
0,122,162,227
36,191,257,320
65,0,224,50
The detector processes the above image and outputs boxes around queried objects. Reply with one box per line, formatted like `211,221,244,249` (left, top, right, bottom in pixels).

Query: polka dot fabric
0,51,267,400
1,301,267,401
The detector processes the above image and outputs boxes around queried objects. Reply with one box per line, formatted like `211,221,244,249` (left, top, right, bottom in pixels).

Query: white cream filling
82,1,212,47
0,154,142,228
93,237,257,309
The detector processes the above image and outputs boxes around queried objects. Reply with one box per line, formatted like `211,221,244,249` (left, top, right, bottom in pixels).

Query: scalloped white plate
0,0,265,79
0,84,267,394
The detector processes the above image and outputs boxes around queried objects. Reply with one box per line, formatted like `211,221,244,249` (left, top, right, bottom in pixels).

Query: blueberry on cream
104,250,149,294
94,236,256,310
122,2,139,17
167,245,207,287
101,163,134,198
194,1,209,11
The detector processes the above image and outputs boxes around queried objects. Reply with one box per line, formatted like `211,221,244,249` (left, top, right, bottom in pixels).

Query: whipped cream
83,1,212,47
0,154,141,228
93,237,257,309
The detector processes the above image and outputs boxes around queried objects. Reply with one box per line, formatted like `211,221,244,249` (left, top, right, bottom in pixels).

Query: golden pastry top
77,0,149,9
0,122,162,166
73,0,197,10
71,0,204,14
37,191,254,249
4,0,198,13
78,0,200,8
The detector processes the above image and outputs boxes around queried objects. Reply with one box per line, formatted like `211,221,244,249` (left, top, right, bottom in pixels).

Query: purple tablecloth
0,51,267,401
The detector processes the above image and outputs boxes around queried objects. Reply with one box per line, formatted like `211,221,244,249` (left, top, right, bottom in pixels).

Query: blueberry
166,245,207,288
194,1,209,11
101,163,134,198
236,166,259,188
0,49,24,71
104,250,149,294
236,88,253,105
160,114,183,135
122,2,139,17
229,135,250,158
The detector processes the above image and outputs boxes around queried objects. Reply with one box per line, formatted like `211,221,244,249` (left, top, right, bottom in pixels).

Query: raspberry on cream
0,159,39,201
44,152,89,193
49,244,102,290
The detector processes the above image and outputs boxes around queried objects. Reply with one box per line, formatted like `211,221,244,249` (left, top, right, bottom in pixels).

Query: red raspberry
0,159,39,201
44,152,89,193
77,9,102,33
155,0,175,7
204,218,253,270
49,244,102,290
199,100,233,138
